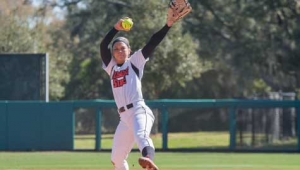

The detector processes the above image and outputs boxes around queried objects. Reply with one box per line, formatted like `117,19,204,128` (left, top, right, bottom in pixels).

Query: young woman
100,15,175,170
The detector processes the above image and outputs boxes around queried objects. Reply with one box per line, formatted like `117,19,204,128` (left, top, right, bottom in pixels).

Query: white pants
111,102,155,170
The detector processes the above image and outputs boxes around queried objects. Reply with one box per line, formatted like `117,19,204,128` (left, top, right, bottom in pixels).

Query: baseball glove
167,0,192,26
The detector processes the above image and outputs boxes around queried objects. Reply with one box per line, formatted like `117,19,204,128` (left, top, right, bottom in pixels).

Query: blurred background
0,0,300,151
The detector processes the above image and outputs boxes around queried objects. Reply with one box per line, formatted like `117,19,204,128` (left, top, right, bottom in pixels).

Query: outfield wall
0,99,299,152
0,101,73,151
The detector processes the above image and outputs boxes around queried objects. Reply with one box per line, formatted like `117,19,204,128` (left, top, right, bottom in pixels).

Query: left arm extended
141,24,171,59
141,0,192,59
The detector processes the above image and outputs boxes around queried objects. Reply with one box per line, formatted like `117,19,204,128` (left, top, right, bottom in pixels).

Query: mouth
121,53,128,58
115,54,127,60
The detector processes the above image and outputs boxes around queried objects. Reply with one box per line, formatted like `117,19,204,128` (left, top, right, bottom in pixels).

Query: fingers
114,17,132,31
114,18,123,31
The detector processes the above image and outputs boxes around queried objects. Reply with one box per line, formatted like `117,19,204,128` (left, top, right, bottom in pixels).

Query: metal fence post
161,106,168,150
297,107,300,152
229,107,236,150
95,107,102,151
72,108,75,150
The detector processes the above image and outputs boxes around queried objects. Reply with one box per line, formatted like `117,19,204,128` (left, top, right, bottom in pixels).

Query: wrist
166,21,173,27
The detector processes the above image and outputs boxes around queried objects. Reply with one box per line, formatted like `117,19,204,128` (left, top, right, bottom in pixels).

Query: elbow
100,39,107,48
100,42,107,52
100,41,104,49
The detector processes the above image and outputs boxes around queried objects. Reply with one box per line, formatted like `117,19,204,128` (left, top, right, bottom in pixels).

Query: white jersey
102,49,148,108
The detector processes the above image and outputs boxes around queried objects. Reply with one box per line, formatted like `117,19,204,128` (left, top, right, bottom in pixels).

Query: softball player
100,17,172,170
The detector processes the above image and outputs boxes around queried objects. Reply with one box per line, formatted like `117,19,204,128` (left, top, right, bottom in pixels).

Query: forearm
141,24,171,58
100,28,118,66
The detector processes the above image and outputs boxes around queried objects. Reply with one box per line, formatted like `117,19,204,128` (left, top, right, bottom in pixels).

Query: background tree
2,0,300,134
186,0,300,98
60,0,204,100
0,0,72,100
0,0,36,52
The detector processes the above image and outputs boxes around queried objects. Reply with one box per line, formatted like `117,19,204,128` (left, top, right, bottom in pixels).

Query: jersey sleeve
100,28,118,66
129,49,149,69
102,58,116,76
141,24,170,59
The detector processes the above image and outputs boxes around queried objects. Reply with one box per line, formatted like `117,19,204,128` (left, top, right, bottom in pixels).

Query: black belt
118,103,133,113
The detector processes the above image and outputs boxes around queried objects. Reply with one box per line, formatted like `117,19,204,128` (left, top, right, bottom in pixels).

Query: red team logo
112,67,129,88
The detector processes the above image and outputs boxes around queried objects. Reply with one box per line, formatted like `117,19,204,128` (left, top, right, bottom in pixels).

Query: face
112,42,131,64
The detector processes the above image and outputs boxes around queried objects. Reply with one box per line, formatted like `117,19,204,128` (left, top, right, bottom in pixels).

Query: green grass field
0,132,299,170
75,132,297,150
75,132,230,149
0,151,300,170
75,132,231,150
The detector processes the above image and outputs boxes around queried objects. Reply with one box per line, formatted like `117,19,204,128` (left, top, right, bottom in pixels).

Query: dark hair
112,37,130,48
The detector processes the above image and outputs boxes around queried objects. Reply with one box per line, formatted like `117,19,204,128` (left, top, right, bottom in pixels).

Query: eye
113,47,126,51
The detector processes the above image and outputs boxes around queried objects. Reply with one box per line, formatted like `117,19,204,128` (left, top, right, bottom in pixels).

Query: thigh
132,106,155,150
111,120,135,162
134,106,155,132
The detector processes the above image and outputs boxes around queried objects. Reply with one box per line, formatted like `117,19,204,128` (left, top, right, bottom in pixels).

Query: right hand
114,17,131,31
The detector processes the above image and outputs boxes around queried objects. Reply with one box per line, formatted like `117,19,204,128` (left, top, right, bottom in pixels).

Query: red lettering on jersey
112,67,129,79
112,67,129,88
113,77,127,88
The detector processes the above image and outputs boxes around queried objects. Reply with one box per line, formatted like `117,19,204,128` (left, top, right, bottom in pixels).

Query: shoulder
131,49,143,57
129,49,148,61
102,58,117,75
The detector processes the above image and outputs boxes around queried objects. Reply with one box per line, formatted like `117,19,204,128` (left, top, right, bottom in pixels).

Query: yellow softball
121,18,133,31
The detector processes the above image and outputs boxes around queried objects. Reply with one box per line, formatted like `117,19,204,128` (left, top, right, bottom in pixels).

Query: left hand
166,0,192,27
